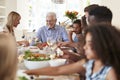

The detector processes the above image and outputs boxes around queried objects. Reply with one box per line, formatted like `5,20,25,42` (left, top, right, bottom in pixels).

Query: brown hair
0,33,17,80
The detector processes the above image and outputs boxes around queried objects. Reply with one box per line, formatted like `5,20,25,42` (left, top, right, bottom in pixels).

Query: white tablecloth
17,62,80,80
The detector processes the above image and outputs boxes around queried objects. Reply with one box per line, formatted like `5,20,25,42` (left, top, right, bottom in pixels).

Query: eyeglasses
46,20,55,22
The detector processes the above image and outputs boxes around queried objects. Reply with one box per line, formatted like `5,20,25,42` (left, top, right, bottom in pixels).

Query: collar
46,25,57,30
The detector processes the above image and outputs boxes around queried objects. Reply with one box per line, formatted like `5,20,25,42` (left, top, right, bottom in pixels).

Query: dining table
17,46,80,80
17,62,80,80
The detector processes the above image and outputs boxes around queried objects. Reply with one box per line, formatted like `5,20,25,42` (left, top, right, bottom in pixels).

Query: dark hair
84,4,99,12
89,6,113,23
72,19,82,33
81,15,87,29
85,24,120,78
73,19,81,27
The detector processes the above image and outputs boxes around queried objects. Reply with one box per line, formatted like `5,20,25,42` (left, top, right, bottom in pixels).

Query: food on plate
30,47,38,49
29,46,39,49
23,50,50,61
36,42,48,49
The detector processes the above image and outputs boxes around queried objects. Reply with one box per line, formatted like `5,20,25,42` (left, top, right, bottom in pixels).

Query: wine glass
56,35,62,43
50,40,57,50
47,37,53,47
47,37,57,57
47,37,57,49
27,36,32,44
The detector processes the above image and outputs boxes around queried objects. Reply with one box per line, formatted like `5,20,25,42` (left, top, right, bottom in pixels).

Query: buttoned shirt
37,25,69,43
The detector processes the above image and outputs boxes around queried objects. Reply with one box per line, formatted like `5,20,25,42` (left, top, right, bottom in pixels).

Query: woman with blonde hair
3,11,21,36
0,33,17,80
3,11,29,46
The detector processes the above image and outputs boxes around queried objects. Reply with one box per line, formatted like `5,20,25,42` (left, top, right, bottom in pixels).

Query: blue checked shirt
36,25,69,43
84,60,112,80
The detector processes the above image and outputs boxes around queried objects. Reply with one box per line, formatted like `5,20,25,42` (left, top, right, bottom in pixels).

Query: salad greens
23,50,50,61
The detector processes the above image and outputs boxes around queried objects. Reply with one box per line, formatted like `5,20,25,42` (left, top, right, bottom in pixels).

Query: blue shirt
73,35,79,42
73,33,83,42
84,60,112,80
36,25,69,43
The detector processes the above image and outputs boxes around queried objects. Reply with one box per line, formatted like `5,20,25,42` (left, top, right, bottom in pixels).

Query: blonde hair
6,11,20,33
0,32,17,80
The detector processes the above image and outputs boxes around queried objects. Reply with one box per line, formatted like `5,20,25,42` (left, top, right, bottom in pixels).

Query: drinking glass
47,37,57,57
47,37,53,46
56,35,62,43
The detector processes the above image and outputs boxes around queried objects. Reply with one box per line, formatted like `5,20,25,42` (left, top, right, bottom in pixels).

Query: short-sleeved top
73,35,79,42
84,60,112,80
36,25,69,42
72,34,84,53
73,33,84,43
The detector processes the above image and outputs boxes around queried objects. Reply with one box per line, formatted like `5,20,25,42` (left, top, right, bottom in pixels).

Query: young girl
25,24,120,80
83,24,120,79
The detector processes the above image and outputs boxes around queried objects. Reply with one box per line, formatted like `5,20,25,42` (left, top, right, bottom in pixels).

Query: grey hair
46,12,57,19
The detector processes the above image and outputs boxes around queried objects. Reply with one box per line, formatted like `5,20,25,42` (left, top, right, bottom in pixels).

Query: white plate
29,46,40,53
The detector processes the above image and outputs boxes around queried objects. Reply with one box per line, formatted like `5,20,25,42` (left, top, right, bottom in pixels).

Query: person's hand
57,42,69,47
69,30,74,35
36,42,48,49
24,70,36,75
59,50,81,62
24,41,29,46
76,34,84,41
17,41,29,46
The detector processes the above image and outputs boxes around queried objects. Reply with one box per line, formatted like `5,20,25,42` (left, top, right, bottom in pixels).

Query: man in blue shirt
37,12,68,43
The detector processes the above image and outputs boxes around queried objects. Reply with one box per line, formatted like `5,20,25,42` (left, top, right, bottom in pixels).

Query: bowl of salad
23,50,50,69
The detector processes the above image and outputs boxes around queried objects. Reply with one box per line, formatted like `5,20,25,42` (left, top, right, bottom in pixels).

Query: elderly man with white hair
36,12,69,44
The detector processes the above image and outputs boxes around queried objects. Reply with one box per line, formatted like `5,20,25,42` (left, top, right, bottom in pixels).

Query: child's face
84,33,97,60
72,23,81,34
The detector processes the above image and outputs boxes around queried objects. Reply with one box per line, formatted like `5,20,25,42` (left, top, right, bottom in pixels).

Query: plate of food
28,46,40,53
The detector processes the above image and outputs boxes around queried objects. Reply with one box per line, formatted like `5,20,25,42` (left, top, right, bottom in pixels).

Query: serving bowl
49,59,67,67
23,52,50,69
24,60,50,69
